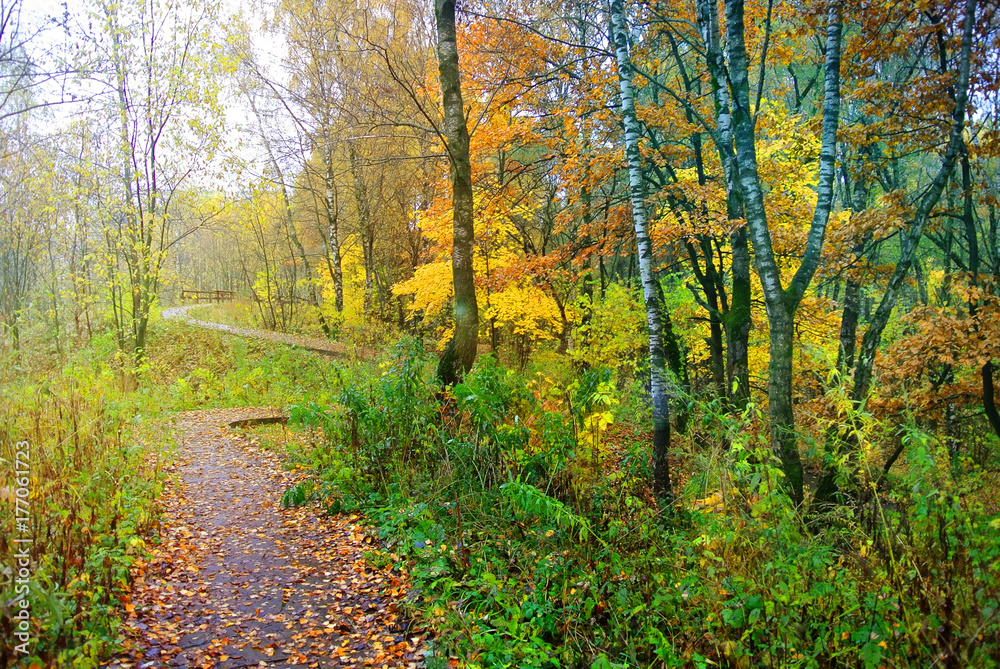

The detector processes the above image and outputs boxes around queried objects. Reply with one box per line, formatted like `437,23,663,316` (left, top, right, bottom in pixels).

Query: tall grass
0,335,167,667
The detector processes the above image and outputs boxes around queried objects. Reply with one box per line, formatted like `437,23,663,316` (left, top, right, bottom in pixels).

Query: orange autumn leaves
881,281,1000,414
109,409,424,669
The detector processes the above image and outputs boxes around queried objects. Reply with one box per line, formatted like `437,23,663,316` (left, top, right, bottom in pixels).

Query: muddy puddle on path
104,408,425,669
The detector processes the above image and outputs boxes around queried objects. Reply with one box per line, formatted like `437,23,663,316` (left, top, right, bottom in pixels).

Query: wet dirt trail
104,408,424,669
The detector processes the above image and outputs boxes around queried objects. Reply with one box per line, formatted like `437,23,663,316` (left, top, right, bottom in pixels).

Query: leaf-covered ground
104,408,424,669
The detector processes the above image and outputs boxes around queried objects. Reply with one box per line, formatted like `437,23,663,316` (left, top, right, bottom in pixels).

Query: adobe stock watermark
8,439,32,656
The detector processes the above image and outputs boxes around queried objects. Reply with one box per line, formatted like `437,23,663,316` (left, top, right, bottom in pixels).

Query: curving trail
161,305,373,359
103,413,423,665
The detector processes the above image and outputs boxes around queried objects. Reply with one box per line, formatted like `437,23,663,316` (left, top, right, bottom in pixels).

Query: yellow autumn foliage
572,283,647,377
484,281,562,341
392,261,454,320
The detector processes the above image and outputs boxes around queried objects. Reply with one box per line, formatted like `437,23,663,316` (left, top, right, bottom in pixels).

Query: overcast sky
15,0,296,193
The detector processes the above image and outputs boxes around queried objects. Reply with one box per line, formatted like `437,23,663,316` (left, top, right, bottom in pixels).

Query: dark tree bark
836,167,870,374
610,0,673,503
837,280,861,373
721,0,844,503
960,148,1000,440
985,361,1000,439
694,0,752,413
726,228,752,411
664,29,726,403
434,0,479,386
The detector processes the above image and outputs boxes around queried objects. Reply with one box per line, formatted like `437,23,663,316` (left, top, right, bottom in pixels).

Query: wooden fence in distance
179,290,236,303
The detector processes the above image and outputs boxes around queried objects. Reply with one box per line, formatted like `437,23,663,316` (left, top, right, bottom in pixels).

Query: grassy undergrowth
282,338,1000,668
0,318,338,667
187,300,402,353
0,341,167,668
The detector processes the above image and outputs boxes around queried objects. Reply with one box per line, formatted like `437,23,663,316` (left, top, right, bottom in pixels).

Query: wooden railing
179,290,236,303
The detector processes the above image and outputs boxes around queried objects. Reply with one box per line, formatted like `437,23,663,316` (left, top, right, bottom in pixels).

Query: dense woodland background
2,0,1000,666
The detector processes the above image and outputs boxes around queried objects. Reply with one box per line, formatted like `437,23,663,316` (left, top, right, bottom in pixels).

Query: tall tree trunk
109,14,137,355
667,28,726,404
837,169,870,374
324,146,344,312
726,228,752,410
684,239,726,399
610,0,673,502
722,0,844,503
837,280,861,373
959,148,1000,440
434,0,478,386
984,362,1000,439
574,0,596,341
695,0,751,413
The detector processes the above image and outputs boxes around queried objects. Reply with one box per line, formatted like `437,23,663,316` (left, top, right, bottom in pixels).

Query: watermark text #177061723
10,440,33,655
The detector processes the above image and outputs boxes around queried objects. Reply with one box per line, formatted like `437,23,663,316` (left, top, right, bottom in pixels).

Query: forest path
104,407,423,669
161,305,373,359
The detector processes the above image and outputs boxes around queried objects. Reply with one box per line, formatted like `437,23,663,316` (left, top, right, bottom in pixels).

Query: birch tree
609,0,673,502
694,0,844,503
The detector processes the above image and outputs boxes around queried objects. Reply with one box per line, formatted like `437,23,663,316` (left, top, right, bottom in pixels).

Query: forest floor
101,407,425,667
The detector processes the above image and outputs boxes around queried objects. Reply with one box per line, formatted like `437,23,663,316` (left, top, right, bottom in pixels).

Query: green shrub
293,350,1000,668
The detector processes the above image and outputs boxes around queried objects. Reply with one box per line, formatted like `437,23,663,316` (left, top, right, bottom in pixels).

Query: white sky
17,0,295,193
19,0,66,30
